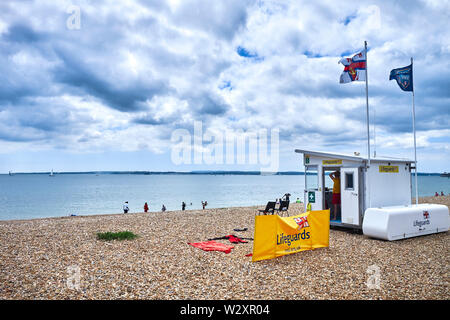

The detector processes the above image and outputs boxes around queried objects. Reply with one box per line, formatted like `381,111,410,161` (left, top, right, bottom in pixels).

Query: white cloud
0,0,448,172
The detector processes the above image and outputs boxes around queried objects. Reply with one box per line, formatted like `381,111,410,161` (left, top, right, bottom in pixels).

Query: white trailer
295,149,449,240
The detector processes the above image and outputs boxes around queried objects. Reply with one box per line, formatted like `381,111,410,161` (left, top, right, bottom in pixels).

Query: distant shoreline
1,195,448,223
2,170,445,176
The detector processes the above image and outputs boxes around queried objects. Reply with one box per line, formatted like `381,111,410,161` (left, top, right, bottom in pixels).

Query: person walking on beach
182,202,186,211
144,202,149,213
202,201,205,210
161,204,166,212
123,201,129,214
330,171,341,220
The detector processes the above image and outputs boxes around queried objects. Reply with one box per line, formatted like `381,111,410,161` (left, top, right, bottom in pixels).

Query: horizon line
3,170,445,175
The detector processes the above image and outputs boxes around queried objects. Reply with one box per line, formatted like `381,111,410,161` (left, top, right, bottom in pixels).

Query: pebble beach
0,196,448,300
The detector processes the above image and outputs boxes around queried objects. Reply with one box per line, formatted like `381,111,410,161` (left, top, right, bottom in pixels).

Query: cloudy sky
0,0,449,173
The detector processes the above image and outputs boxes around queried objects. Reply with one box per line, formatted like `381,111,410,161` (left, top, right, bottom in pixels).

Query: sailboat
49,169,54,177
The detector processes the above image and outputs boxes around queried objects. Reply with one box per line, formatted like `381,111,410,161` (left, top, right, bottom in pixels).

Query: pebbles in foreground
0,199,449,300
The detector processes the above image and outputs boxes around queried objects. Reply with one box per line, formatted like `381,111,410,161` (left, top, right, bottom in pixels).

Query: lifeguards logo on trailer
413,211,430,229
293,216,309,230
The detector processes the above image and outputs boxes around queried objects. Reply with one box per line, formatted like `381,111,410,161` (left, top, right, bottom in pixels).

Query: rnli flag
389,64,413,91
339,51,366,83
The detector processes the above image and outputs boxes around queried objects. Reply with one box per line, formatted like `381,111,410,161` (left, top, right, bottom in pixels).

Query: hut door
305,165,321,211
341,168,360,225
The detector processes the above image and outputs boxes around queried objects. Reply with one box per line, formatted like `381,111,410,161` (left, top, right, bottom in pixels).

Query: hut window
305,166,318,190
345,172,354,190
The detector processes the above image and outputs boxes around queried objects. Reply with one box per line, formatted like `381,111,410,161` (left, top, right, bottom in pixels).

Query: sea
0,173,449,220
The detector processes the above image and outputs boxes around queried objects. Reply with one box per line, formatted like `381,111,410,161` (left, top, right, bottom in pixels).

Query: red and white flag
339,51,366,83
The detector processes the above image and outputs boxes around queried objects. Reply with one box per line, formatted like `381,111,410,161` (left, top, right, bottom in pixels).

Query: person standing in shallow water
182,202,186,211
123,201,129,214
161,204,166,212
144,202,149,213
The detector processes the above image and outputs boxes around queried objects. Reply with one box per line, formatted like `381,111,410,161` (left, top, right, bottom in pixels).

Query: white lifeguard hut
295,149,449,240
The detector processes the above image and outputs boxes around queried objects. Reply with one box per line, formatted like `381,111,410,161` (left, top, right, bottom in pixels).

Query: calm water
0,174,448,220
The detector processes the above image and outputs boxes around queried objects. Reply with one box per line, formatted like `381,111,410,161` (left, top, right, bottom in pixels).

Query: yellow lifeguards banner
252,210,330,262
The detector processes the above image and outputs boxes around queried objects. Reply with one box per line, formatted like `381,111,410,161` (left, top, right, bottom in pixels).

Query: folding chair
257,201,276,215
276,200,290,216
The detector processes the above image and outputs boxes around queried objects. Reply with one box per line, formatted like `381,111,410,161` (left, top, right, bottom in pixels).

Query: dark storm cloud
52,49,171,112
133,114,178,126
4,23,44,43
0,98,99,145
0,127,46,142
341,93,450,135
131,90,231,127
0,5,175,113
418,74,450,99
0,23,55,105
188,92,229,116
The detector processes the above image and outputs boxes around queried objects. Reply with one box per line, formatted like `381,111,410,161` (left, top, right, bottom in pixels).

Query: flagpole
411,57,419,205
373,105,376,158
365,41,371,208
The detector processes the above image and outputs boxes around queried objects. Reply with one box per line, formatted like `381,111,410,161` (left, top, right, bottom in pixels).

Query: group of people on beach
119,179,443,215
122,200,206,213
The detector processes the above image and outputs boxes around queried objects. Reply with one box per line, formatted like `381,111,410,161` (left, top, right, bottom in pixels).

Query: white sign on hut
295,149,449,241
